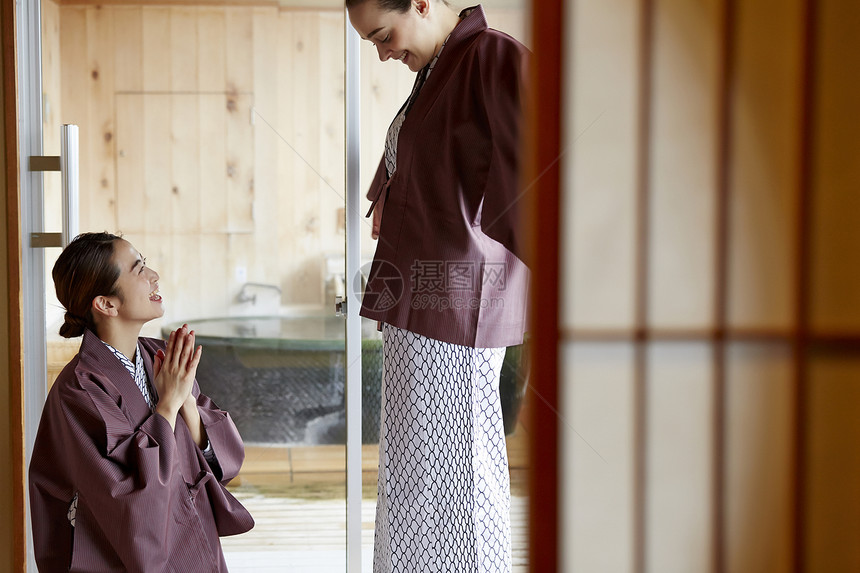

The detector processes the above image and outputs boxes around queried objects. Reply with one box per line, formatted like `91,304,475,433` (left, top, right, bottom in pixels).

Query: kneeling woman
29,232,253,572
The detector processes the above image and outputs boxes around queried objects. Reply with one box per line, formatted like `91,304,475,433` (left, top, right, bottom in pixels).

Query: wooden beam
633,0,654,569
2,0,25,569
527,0,563,571
792,0,818,569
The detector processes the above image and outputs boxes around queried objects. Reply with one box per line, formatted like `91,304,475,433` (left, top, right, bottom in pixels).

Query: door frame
3,0,27,569
4,0,565,571
8,1,372,571
13,0,50,570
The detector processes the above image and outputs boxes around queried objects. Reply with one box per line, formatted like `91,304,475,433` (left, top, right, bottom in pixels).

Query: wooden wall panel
318,11,345,259
565,0,639,331
85,6,118,233
251,7,280,287
726,0,802,331
171,94,201,233
199,93,229,233
41,0,61,222
199,234,230,319
139,10,170,236
58,5,89,228
143,95,172,234
142,8,170,91
810,0,860,333
115,94,145,233
276,12,298,300
288,12,322,303
648,0,720,329
225,8,255,235
225,94,255,235
42,0,64,327
197,8,227,92
113,7,142,92
170,9,199,93
173,234,204,320
225,8,252,93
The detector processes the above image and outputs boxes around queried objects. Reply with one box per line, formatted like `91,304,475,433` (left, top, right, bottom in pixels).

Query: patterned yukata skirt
373,324,512,573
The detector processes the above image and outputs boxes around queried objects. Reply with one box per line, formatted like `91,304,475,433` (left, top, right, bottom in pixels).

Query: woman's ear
414,0,429,17
92,295,118,319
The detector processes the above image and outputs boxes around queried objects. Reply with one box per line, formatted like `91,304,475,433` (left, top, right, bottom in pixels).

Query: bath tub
163,312,529,445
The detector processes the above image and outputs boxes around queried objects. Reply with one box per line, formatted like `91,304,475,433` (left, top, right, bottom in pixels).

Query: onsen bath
163,312,529,445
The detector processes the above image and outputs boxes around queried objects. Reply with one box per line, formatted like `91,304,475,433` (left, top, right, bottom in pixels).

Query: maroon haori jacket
360,5,531,349
29,330,253,572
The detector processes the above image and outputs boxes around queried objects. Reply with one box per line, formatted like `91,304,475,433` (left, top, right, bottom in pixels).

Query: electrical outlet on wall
235,266,247,283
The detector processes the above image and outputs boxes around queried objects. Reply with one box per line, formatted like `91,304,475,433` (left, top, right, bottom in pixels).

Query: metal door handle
29,124,79,248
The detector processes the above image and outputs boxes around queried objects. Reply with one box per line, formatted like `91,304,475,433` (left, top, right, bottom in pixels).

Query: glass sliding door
354,3,533,571
30,1,362,570
22,1,532,570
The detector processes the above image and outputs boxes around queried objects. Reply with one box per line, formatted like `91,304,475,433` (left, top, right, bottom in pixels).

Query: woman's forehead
113,239,140,265
350,1,407,38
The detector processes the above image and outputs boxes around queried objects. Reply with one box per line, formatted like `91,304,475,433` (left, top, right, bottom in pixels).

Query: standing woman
347,1,529,572
29,232,253,572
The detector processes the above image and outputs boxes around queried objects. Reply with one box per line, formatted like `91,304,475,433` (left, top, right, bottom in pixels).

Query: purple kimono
29,330,253,572
360,5,530,349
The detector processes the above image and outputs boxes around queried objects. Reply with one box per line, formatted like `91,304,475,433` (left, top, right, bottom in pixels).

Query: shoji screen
558,0,860,571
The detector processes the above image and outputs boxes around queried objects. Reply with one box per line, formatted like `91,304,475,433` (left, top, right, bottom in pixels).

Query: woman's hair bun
59,311,88,338
53,232,122,338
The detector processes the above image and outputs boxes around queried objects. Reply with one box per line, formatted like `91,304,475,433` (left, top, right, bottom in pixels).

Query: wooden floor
222,425,531,572
231,418,530,486
222,493,529,572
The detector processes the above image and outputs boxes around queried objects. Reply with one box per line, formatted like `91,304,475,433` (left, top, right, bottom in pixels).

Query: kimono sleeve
32,374,181,573
191,381,246,484
475,34,530,260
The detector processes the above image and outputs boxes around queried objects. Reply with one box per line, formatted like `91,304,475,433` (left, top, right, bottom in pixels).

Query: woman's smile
149,286,162,303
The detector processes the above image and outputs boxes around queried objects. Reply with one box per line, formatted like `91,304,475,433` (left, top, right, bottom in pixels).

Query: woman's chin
150,301,166,319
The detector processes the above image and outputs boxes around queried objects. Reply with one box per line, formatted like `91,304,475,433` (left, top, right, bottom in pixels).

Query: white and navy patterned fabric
384,35,450,178
373,324,511,573
102,341,155,409
66,493,78,527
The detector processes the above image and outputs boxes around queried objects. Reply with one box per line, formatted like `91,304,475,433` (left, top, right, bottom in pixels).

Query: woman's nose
148,268,160,282
376,44,390,62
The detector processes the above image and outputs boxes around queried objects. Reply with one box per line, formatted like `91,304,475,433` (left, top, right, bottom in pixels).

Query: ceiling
56,0,528,10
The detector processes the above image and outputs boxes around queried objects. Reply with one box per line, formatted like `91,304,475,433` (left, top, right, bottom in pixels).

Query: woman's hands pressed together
153,325,202,431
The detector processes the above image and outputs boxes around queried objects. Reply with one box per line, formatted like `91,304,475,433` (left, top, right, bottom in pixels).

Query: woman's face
109,239,164,324
349,0,438,72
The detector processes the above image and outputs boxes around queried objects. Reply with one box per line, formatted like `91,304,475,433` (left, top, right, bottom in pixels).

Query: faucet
236,282,282,305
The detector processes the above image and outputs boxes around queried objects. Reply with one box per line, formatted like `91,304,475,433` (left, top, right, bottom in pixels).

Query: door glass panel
41,2,349,570
356,3,532,571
